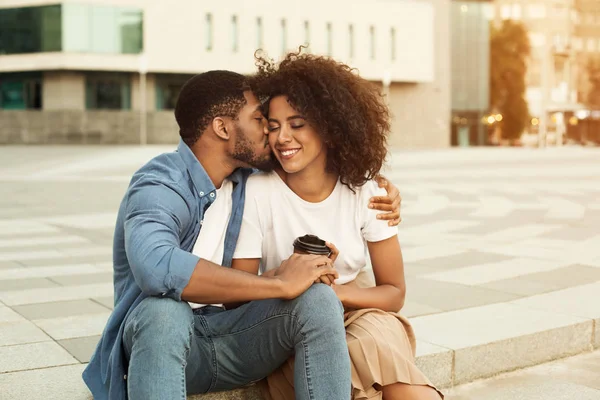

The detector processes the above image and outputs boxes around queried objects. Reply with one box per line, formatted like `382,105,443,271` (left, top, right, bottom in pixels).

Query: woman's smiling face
266,95,328,174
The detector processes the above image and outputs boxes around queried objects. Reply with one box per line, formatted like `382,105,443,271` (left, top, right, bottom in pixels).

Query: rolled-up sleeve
124,178,199,301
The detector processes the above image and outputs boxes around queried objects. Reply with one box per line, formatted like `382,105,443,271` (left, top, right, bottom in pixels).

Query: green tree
586,55,600,109
490,20,531,141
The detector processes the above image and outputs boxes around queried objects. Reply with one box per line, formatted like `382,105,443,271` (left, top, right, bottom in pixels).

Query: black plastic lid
293,234,330,255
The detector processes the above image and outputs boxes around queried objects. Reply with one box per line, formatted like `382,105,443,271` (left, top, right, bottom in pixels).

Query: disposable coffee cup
293,234,331,256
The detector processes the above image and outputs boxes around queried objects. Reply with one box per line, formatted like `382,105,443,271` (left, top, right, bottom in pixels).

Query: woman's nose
278,127,293,143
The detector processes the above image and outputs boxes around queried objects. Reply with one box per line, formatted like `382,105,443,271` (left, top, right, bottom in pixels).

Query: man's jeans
122,284,351,400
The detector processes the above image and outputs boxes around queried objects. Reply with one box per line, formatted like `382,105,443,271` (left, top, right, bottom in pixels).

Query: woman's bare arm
332,236,406,312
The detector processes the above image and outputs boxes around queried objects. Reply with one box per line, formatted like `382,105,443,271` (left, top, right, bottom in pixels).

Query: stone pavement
0,145,599,399
444,349,600,399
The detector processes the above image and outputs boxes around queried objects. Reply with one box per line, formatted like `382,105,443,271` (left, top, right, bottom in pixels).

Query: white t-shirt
190,179,233,308
233,172,398,284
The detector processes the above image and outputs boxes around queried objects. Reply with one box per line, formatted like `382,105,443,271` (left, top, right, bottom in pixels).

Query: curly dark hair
175,71,247,147
247,49,390,190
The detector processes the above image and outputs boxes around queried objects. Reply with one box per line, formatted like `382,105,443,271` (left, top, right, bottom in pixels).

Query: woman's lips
279,148,300,160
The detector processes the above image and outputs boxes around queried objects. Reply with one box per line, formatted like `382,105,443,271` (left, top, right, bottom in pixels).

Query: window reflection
0,73,42,109
0,4,143,55
86,74,131,110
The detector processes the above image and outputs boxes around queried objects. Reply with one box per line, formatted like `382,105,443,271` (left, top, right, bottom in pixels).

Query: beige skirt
260,272,444,400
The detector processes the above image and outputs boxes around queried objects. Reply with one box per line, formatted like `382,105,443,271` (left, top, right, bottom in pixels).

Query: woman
232,52,443,400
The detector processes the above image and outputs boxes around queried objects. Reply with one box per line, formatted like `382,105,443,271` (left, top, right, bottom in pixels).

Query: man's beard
231,124,278,172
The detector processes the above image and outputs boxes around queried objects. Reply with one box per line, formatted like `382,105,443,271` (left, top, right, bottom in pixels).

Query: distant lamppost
139,54,148,146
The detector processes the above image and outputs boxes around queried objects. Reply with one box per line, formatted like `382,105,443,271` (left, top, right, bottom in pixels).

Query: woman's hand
314,241,339,285
371,176,402,227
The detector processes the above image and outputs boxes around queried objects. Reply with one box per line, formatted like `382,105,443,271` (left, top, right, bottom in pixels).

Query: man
83,71,401,400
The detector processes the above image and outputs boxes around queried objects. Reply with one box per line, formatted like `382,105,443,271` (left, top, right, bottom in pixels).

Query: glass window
231,15,238,52
390,27,396,61
348,24,354,58
0,73,42,109
572,37,583,51
281,19,287,55
528,4,547,19
62,4,142,54
206,13,213,51
588,38,596,52
511,4,522,19
501,5,511,19
155,74,193,110
369,26,376,60
86,74,131,110
326,23,332,56
256,17,263,49
0,5,62,55
529,33,546,47
304,20,310,48
571,10,580,23
0,4,142,55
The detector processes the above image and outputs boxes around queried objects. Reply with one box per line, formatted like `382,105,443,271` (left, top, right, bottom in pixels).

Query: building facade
450,0,492,147
0,0,451,147
492,0,600,143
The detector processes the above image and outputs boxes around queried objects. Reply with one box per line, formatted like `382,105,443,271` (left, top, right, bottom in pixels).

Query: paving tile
49,272,113,286
58,335,101,363
0,235,90,249
92,296,114,310
480,277,561,297
401,301,443,318
0,249,65,262
0,221,61,236
0,282,113,306
510,281,600,325
59,246,112,258
0,277,60,291
0,306,26,323
0,363,91,400
0,341,78,373
0,263,104,280
413,250,514,270
402,245,468,264
542,225,600,241
423,257,569,286
20,253,111,267
480,224,564,243
0,321,52,346
519,264,600,288
405,277,521,312
410,302,589,350
33,312,111,340
0,260,22,269
12,299,112,320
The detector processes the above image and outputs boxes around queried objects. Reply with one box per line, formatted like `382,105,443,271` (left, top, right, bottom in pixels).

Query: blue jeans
122,284,351,400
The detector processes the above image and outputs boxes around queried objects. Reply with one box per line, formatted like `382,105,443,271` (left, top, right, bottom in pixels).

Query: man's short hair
175,70,247,147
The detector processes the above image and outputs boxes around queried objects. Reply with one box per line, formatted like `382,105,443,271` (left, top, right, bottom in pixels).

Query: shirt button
200,219,204,226
124,374,127,380
210,193,215,198
199,191,204,196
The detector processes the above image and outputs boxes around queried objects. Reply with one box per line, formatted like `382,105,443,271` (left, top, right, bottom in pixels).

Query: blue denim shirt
82,140,251,400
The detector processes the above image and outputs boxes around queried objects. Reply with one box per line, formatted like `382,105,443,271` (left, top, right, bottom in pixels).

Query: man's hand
277,254,339,299
371,175,402,226
315,241,339,285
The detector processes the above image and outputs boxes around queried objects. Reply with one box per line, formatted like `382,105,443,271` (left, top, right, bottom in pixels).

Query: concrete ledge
453,321,593,384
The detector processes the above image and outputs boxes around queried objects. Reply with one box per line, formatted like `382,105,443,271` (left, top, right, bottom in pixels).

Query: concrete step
190,282,600,399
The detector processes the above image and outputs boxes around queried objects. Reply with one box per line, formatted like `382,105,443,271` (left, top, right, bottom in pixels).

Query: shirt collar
177,139,216,199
